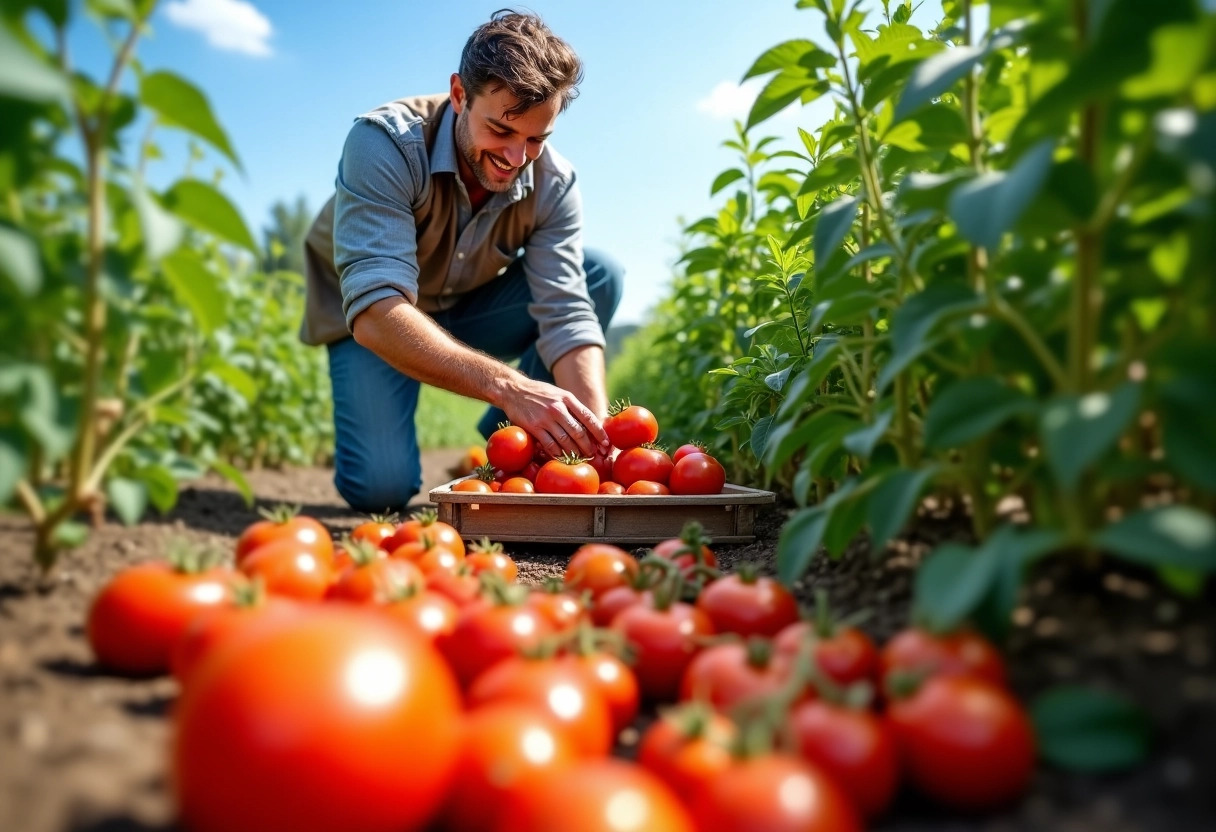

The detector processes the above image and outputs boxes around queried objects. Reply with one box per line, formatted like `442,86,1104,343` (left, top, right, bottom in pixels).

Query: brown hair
459,9,583,116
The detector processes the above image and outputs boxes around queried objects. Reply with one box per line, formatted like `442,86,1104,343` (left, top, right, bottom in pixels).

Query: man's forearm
552,344,608,420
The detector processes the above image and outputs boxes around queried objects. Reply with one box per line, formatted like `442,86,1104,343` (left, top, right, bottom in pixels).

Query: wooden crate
429,479,776,545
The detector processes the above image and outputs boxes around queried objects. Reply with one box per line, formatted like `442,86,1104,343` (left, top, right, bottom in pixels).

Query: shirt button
456,252,465,260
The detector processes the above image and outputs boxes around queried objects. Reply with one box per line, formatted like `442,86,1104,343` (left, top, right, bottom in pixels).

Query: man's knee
333,465,421,514
584,248,625,327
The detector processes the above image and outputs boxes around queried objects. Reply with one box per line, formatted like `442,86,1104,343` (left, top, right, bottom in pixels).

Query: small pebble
1140,630,1178,655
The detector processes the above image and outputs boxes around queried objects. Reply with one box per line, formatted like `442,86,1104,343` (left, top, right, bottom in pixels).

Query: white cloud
696,78,805,124
164,0,274,58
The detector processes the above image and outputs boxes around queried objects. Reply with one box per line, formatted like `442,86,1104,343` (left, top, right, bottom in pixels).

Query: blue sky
65,0,938,325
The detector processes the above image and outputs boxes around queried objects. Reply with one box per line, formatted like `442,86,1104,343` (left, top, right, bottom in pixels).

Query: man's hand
503,376,610,460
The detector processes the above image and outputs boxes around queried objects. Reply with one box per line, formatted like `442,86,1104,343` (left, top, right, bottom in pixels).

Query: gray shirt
300,94,605,370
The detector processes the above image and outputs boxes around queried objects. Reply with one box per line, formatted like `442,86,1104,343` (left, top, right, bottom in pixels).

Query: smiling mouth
487,155,515,174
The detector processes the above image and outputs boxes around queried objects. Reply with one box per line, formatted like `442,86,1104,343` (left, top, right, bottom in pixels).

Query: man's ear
450,73,466,114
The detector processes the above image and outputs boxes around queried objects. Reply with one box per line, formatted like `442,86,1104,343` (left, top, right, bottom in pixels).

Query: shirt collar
431,101,534,204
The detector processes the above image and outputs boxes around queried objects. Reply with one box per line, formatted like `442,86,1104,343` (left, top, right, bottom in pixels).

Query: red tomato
389,538,464,577
326,553,424,605
687,754,861,832
436,600,554,688
171,588,299,684
671,442,708,464
611,597,714,701
886,675,1035,810
653,521,717,577
626,479,671,495
500,476,535,493
439,704,577,832
88,559,239,676
564,543,640,599
520,460,542,482
695,569,800,638
604,402,660,450
774,620,878,688
668,452,726,495
497,759,694,832
588,450,617,483
613,445,674,487
350,514,398,549
527,584,587,633
239,539,335,601
638,704,737,803
569,650,640,734
452,478,493,493
383,511,466,558
173,608,462,832
426,564,483,608
535,456,600,494
879,627,1007,688
591,583,652,627
486,424,536,473
234,507,333,565
376,587,459,641
679,639,791,711
789,699,900,819
465,539,518,582
598,481,625,494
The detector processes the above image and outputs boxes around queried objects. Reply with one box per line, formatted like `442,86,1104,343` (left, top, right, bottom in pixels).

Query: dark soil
1,454,1213,832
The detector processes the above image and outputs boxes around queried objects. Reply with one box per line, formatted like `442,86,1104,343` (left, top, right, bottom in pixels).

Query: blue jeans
327,249,624,513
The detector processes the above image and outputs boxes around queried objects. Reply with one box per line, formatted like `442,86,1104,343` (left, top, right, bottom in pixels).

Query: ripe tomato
653,521,717,577
886,674,1035,811
668,452,726,495
486,424,536,473
240,539,335,601
613,445,674,488
500,476,535,493
466,655,614,756
452,477,493,493
671,441,707,464
611,595,714,701
604,401,659,450
687,753,861,832
389,538,464,577
694,568,800,638
789,699,900,819
376,586,459,641
436,598,554,688
588,449,617,483
497,759,694,832
598,481,625,494
439,704,578,832
638,704,737,803
326,547,425,605
171,584,300,684
383,510,466,558
350,513,398,549
679,638,791,712
626,479,671,495
527,581,587,632
173,608,462,832
89,557,239,676
564,543,640,599
568,650,640,734
521,460,542,482
774,620,878,688
234,506,333,565
591,583,652,627
426,564,483,608
535,455,600,494
465,538,518,582
879,627,1007,688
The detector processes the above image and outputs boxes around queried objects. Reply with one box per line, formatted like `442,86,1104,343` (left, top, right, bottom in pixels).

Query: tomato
604,401,660,450
497,759,694,832
456,444,489,474
436,597,554,688
611,595,714,701
171,583,300,684
613,445,674,488
520,460,542,482
173,608,462,832
588,449,617,483
569,649,639,734
625,479,670,495
679,638,791,712
671,441,707,464
465,538,518,582
695,568,800,638
234,506,333,565
789,699,900,819
879,627,1007,688
88,556,240,676
467,655,614,756
774,620,878,688
564,543,640,599
240,539,335,601
598,481,625,494
452,477,493,493
591,583,651,627
389,537,464,577
638,703,736,803
326,543,425,605
383,510,466,558
527,581,587,632
439,704,578,832
886,674,1035,811
350,513,398,550
535,455,600,494
376,586,459,641
653,521,717,578
668,452,726,495
426,564,483,608
500,476,535,493
486,424,536,473
687,753,861,832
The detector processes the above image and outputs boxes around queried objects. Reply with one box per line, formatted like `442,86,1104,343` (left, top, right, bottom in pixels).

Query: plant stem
1069,0,1102,394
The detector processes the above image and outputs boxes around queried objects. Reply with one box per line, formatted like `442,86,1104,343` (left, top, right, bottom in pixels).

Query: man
300,10,622,512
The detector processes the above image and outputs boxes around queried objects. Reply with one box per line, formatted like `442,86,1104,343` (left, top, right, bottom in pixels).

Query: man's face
450,74,561,194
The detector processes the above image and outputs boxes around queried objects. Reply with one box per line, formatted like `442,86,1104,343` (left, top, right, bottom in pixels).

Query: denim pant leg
327,336,424,513
437,247,626,438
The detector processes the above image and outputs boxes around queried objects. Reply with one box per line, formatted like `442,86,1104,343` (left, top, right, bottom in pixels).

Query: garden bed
1,454,1213,832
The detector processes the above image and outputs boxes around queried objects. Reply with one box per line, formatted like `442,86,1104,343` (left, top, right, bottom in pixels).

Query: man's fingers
567,398,610,451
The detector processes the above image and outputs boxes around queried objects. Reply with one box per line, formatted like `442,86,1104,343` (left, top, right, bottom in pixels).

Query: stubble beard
455,108,523,193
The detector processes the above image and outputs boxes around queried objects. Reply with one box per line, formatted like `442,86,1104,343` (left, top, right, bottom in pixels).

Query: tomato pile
85,509,1038,832
454,401,729,496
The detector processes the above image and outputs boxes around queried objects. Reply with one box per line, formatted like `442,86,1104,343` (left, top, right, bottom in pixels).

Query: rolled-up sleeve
523,173,606,370
333,119,422,329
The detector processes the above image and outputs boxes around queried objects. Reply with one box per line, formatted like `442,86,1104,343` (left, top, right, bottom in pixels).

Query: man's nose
503,141,527,167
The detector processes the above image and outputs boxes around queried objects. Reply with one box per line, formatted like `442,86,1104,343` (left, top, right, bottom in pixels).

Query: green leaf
973,526,1064,641
0,437,25,506
161,249,228,334
140,71,241,169
813,195,858,269
867,465,938,553
842,408,892,460
1040,383,1141,492
777,504,831,584
798,155,861,195
766,410,853,470
106,477,148,526
750,415,775,459
893,44,983,121
711,168,746,196
1094,506,1216,572
137,464,179,514
206,359,258,402
0,25,69,102
1032,687,1151,772
133,183,184,261
877,283,980,392
823,490,869,557
776,340,841,420
211,459,254,507
52,520,89,548
742,39,835,79
0,225,42,295
163,180,258,254
924,377,1038,449
747,71,829,130
914,541,1000,633
948,140,1055,250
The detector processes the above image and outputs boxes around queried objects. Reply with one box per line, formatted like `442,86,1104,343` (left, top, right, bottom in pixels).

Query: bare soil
1,452,1213,832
